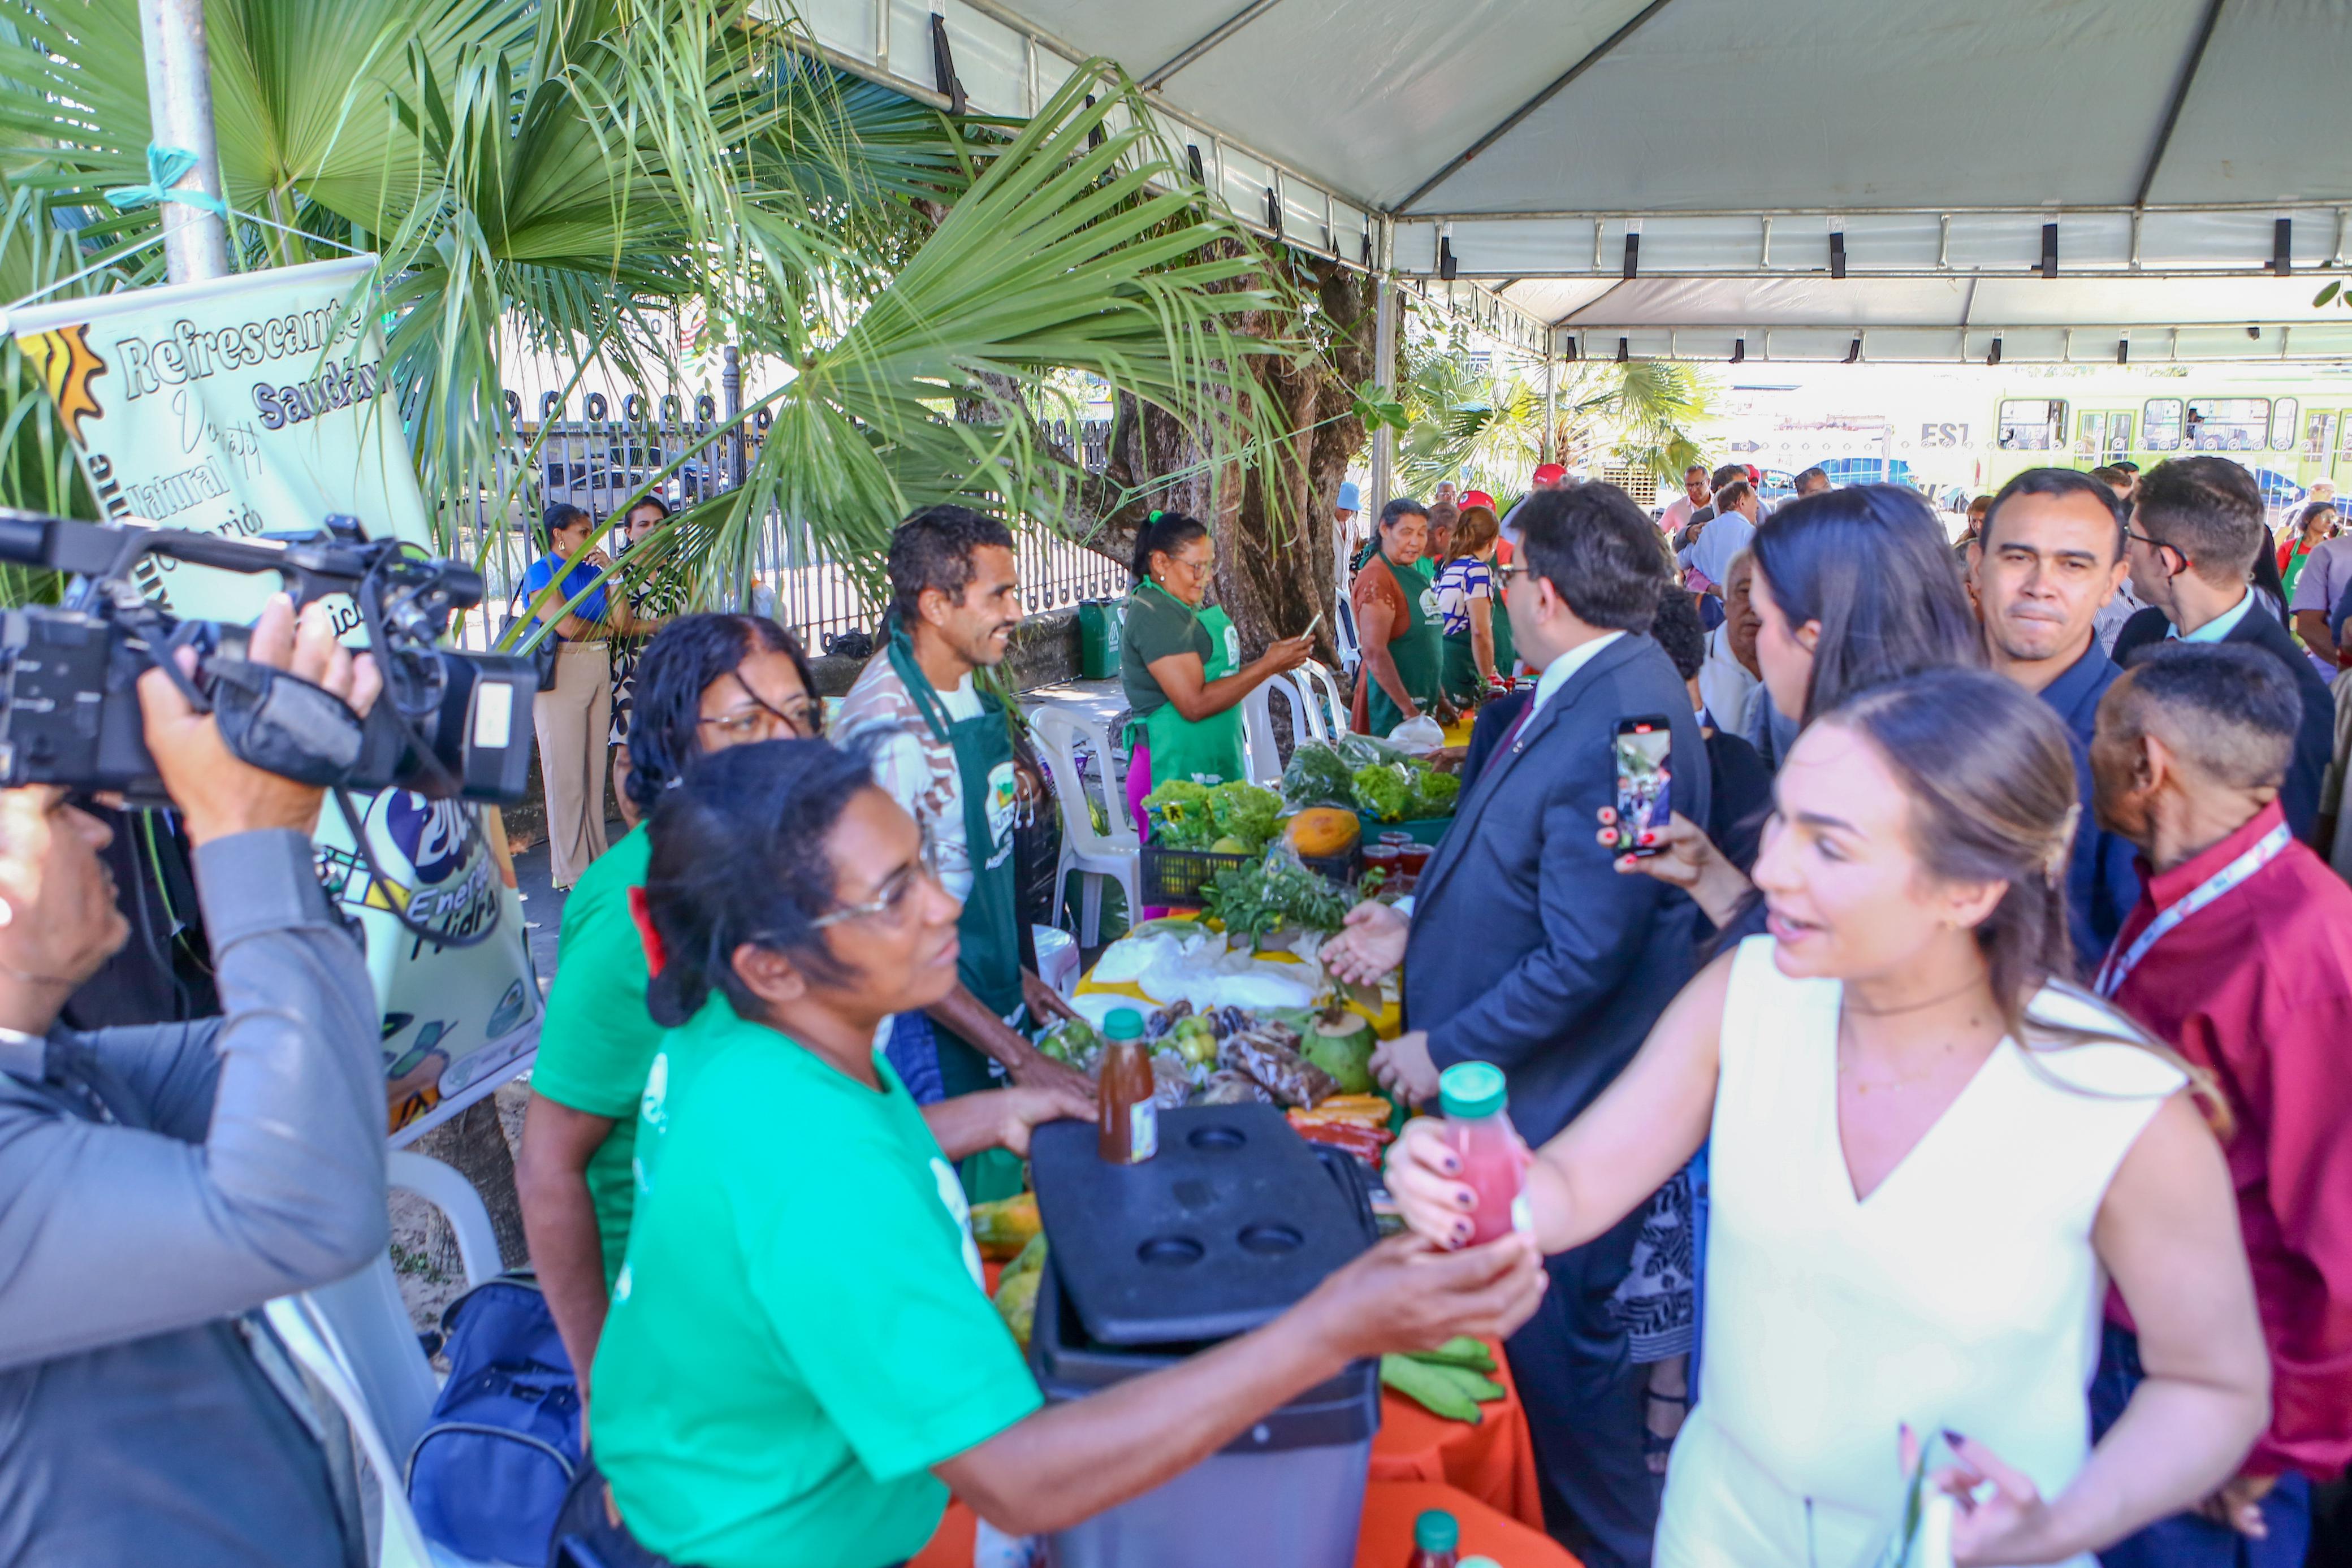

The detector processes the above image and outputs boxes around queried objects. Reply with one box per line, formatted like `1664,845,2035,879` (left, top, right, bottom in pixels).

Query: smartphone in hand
1611,716,1674,856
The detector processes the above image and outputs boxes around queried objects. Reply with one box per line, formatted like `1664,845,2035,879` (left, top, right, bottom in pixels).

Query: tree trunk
415,1095,530,1270
1215,254,1376,667
1023,248,1377,668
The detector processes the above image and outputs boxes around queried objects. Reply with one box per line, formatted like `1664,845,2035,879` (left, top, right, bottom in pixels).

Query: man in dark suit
2111,456,2335,844
1968,467,2143,971
1326,482,1707,1568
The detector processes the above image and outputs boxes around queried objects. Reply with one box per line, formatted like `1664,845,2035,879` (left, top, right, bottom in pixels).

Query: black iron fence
447,350,1125,652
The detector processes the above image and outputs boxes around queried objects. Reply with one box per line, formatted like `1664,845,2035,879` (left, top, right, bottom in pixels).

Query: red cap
1745,465,1762,484
1532,462,1567,485
1459,490,1499,512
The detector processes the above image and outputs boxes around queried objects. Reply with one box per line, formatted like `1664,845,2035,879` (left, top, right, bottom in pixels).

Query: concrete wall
504,609,1085,853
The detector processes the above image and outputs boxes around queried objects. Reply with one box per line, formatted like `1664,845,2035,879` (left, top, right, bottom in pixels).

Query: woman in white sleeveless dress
1388,670,2271,1567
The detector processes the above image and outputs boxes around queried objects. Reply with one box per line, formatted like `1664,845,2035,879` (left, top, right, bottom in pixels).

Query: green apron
1440,556,1514,700
1131,584,1248,789
885,629,1026,1200
1491,575,1517,679
1367,552,1443,737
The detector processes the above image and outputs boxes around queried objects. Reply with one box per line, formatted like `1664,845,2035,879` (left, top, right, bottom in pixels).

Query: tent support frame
1139,0,1287,88
1392,0,1684,217
2134,0,2226,209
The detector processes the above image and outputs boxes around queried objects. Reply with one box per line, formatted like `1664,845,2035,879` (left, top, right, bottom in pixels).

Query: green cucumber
1380,1353,1484,1423
1405,1336,1497,1373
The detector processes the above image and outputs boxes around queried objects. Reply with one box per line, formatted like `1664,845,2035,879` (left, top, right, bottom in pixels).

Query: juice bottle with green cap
1406,1507,1459,1568
1096,1007,1157,1165
1439,1061,1527,1246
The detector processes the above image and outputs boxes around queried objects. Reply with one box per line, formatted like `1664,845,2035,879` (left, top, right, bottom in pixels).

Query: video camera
0,509,537,807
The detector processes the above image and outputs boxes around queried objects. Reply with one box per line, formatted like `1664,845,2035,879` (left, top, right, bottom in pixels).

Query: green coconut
1302,1008,1377,1094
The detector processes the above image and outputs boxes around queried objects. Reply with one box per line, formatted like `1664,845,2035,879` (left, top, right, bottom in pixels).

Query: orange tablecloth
910,1480,1573,1568
1369,1339,1544,1530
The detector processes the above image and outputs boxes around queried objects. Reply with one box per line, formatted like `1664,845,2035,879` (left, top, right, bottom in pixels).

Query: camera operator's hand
137,593,383,846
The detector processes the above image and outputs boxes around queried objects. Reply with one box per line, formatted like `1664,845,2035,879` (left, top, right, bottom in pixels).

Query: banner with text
8,254,541,1142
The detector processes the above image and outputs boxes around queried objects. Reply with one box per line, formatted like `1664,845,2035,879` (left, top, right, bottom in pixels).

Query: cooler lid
1028,1104,1376,1346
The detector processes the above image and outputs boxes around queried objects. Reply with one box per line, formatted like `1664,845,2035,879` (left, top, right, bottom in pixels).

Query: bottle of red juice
1438,1062,1525,1246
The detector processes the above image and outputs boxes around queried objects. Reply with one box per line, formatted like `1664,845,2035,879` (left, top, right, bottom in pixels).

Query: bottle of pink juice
1438,1062,1526,1245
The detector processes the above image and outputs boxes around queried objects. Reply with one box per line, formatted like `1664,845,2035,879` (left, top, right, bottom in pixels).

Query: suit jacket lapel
1417,635,1637,908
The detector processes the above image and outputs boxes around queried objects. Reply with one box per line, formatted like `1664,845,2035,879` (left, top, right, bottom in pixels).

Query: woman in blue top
525,501,659,888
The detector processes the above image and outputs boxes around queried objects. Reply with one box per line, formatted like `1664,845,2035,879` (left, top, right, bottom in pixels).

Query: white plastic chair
1333,585,1362,675
266,1153,507,1568
1032,924,1080,997
1031,705,1142,944
1282,659,1350,743
1238,682,1286,787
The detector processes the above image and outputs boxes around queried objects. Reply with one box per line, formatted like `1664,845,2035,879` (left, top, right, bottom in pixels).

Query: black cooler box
1027,1104,1382,1568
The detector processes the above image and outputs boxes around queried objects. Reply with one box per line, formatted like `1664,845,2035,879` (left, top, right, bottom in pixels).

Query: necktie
1499,697,1537,753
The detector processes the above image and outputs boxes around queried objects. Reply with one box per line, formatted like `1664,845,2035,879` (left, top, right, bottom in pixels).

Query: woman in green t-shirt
518,613,828,1392
1117,511,1312,825
580,740,1546,1568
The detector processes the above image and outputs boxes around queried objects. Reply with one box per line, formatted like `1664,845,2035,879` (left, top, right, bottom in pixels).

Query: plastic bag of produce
1279,742,1358,810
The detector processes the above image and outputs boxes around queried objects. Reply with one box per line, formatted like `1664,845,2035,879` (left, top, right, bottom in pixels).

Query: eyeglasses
2124,527,2177,559
696,673,823,741
810,821,941,930
1494,560,1529,586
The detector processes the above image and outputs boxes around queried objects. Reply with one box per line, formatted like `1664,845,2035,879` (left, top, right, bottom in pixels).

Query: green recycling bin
1078,597,1124,680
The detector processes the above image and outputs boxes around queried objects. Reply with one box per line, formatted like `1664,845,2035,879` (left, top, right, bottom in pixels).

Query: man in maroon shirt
2086,642,2352,1566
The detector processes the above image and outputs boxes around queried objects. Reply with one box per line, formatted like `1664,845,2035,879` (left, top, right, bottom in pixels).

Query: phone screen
1612,716,1674,856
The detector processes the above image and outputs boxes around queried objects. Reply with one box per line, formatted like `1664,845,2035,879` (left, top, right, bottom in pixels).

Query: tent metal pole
139,0,231,284
1372,222,1398,514
1542,348,1556,466
1139,0,1287,89
2133,0,2226,209
1392,0,1683,216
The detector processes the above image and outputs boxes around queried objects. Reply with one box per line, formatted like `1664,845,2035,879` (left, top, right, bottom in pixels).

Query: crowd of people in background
30,437,2349,1568
214,445,2344,1568
1341,454,2351,1568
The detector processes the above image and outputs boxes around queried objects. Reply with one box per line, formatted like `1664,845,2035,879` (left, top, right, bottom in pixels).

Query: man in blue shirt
1969,468,2141,972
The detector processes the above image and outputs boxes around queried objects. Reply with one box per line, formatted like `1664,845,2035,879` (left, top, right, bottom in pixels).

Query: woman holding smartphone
1118,510,1312,821
1386,671,2269,1568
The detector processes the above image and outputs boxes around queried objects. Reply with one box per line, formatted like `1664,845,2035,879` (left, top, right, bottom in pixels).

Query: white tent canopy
789,0,2352,361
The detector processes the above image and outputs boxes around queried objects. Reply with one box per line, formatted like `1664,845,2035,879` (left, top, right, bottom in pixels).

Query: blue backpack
407,1272,582,1566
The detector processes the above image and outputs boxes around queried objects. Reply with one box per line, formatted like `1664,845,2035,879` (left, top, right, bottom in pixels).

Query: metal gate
444,352,1126,652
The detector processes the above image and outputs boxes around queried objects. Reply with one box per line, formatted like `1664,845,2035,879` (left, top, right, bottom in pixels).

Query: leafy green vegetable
1142,779,1217,847
1408,768,1461,818
1280,743,1356,810
1208,782,1284,850
1351,764,1413,822
1199,851,1359,943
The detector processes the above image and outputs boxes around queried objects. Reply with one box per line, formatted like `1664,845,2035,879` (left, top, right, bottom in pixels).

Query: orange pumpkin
1284,807,1360,859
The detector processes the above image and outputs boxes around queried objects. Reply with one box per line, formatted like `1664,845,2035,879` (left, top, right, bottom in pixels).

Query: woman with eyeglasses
520,613,844,1390
573,739,1546,1568
1118,510,1311,817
